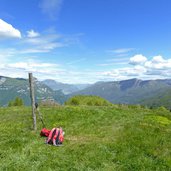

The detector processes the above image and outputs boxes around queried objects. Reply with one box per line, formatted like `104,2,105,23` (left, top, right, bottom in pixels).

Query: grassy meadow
0,101,171,170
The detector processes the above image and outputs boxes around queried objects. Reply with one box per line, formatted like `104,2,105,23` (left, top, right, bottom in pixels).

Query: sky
0,0,171,84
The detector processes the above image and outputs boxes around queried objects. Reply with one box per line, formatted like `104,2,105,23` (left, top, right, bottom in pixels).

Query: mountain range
1,76,171,108
70,78,171,108
42,79,90,94
0,76,66,106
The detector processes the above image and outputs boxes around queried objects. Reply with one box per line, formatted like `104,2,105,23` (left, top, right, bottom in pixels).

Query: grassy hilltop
1,96,171,170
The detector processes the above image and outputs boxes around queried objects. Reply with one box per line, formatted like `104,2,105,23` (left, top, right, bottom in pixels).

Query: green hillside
1,105,171,170
140,88,171,109
65,95,113,106
0,76,66,106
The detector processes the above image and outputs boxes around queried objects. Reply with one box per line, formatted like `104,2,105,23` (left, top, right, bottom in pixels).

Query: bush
70,98,80,105
8,97,24,107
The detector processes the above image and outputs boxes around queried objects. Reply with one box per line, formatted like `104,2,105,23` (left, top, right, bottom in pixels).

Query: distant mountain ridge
1,76,171,108
70,78,171,108
42,79,90,94
0,76,66,106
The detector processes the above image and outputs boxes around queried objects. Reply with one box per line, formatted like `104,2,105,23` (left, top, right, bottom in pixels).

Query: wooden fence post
29,73,37,130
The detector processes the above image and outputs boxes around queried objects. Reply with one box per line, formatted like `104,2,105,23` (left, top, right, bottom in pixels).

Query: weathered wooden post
29,73,37,130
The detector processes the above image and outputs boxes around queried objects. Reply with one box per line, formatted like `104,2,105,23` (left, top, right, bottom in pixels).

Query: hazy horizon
1,74,171,85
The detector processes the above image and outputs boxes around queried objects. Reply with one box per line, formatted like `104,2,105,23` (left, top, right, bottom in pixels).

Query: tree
13,97,23,106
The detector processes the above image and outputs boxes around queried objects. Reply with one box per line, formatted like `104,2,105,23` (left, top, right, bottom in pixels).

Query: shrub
70,98,80,105
8,97,24,107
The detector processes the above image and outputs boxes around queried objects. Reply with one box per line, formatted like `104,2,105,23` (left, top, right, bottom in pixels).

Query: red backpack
46,127,64,146
40,128,51,137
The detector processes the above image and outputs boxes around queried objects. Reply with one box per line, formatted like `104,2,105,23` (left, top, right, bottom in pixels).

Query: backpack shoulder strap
46,128,56,143
56,128,61,143
53,128,60,145
58,128,64,143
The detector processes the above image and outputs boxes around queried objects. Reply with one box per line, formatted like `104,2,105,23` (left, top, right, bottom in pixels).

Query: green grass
65,95,113,106
0,105,171,170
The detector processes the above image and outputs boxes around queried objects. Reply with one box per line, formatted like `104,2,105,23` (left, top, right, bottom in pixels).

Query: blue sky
0,0,171,83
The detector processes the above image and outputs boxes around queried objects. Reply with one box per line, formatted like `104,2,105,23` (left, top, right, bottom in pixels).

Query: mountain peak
119,78,142,91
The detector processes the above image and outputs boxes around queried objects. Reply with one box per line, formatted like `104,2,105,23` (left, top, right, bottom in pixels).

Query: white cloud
98,57,130,66
27,30,40,38
129,54,147,65
100,54,171,82
130,55,171,70
21,42,64,54
0,19,21,38
67,58,86,65
39,0,64,20
0,48,17,64
152,55,165,63
25,34,61,45
0,59,64,80
7,61,58,71
21,31,82,54
22,33,64,53
145,56,171,69
108,48,134,54
103,66,146,78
